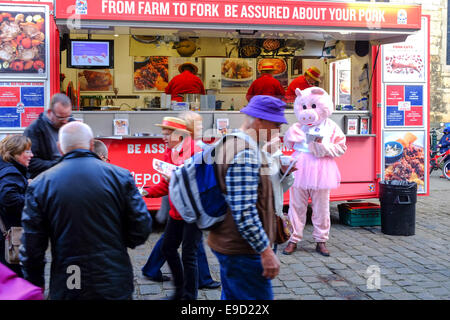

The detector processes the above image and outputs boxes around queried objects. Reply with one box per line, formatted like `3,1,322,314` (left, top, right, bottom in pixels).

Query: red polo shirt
165,71,206,102
246,74,285,102
285,75,312,103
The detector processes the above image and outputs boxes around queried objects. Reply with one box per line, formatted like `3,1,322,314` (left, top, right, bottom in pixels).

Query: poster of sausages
382,17,427,83
133,56,168,92
0,5,47,76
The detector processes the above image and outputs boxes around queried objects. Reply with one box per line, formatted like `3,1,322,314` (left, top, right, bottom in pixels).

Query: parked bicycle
429,124,450,180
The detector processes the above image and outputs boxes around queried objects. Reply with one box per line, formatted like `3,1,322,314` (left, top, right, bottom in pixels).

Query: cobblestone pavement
44,172,450,300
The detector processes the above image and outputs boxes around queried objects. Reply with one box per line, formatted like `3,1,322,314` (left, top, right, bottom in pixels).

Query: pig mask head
294,87,333,127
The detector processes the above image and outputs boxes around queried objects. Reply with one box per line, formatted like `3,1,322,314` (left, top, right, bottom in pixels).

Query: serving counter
75,110,376,211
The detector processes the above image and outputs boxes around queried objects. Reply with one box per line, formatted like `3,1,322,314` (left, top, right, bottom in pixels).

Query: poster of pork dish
382,17,427,83
383,130,425,193
0,5,47,75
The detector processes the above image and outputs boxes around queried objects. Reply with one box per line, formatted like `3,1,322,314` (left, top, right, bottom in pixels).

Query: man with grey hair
93,139,109,162
20,122,152,300
24,93,74,178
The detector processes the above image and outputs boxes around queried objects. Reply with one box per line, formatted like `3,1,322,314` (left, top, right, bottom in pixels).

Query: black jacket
20,149,152,300
0,158,28,228
0,158,28,274
23,113,72,179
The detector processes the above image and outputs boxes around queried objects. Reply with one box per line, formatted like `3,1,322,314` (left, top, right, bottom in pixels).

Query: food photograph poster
256,58,288,87
133,56,168,92
221,58,254,89
382,17,427,83
78,69,113,92
383,130,426,193
0,5,47,76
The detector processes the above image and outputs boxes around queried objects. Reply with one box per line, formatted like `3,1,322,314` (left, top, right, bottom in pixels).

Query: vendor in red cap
165,62,206,102
285,66,321,103
246,62,285,102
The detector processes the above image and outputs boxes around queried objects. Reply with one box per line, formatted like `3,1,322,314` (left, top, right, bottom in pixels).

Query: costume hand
261,247,280,280
281,163,297,174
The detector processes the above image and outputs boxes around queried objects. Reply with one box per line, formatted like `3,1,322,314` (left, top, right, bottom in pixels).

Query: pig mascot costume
283,87,346,256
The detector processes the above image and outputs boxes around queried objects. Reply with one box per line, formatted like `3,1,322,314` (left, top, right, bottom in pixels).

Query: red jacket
145,137,201,220
285,75,311,103
165,71,206,102
246,74,285,101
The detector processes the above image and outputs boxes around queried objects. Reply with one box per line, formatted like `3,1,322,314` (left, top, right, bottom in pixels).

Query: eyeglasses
52,110,72,121
25,150,33,155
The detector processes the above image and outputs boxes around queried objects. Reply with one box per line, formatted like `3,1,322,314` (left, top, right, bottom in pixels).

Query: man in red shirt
165,62,205,102
246,62,285,102
285,66,321,103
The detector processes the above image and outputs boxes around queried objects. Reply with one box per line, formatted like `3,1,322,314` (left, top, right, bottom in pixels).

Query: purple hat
240,95,287,124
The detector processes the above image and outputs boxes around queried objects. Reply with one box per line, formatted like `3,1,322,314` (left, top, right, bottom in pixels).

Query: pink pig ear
295,88,302,97
311,88,326,95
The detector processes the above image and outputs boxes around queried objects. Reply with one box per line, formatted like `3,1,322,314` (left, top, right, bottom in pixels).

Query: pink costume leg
288,186,310,243
310,189,331,242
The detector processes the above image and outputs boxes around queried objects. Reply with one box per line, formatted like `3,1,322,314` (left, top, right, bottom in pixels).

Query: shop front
0,0,429,210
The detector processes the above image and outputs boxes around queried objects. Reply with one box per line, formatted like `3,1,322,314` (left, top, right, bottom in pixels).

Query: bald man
20,122,152,300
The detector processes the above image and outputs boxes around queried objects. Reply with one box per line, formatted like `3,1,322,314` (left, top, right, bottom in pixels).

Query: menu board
383,130,425,194
0,5,47,77
0,82,45,128
385,84,423,127
382,18,427,83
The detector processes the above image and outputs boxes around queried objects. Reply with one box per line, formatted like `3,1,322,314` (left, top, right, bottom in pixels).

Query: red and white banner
55,0,421,30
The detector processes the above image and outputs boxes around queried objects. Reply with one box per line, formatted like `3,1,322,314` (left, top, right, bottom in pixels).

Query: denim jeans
212,250,273,300
141,232,216,287
162,217,202,300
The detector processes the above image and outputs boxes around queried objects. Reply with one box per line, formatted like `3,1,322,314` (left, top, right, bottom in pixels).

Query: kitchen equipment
174,39,197,57
215,100,224,110
239,45,261,58
181,93,200,106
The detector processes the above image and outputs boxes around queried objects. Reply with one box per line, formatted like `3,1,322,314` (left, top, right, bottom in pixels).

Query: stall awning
55,0,422,43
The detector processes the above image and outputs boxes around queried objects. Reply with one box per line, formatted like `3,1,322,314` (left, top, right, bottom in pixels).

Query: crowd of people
1,82,347,300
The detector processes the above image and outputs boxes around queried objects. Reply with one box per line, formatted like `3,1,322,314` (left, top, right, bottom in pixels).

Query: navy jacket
0,158,28,229
20,149,152,300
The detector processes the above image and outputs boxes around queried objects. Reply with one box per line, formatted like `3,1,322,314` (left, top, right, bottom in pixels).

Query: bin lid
379,180,417,190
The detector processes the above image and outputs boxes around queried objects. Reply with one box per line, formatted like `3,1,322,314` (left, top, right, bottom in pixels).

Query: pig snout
298,109,319,125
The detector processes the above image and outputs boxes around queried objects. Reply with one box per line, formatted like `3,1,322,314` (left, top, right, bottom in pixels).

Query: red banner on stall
55,0,421,30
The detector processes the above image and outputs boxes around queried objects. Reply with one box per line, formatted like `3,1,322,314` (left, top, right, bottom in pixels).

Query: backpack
169,131,261,230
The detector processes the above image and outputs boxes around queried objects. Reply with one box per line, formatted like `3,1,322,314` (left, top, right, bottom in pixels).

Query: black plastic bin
379,180,417,236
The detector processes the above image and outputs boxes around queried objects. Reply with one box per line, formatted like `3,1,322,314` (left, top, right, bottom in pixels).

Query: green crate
338,202,381,227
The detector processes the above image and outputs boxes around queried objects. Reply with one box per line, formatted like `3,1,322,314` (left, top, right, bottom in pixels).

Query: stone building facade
390,0,450,126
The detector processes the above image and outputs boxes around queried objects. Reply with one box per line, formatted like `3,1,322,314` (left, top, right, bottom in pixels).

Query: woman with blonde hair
0,135,33,276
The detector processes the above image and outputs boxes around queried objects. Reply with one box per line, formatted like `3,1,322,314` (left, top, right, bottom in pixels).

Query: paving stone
271,278,283,287
309,282,328,289
414,292,437,300
272,286,291,294
395,268,415,275
299,295,323,300
367,292,392,300
302,276,321,283
403,286,425,293
317,288,338,297
295,270,316,277
380,286,404,294
284,280,308,288
274,294,298,300
292,287,315,295
428,287,450,296
390,292,418,300
139,285,161,295
278,273,299,281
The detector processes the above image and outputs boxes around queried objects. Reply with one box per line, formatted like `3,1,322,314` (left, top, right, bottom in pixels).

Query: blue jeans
212,250,273,300
141,233,216,287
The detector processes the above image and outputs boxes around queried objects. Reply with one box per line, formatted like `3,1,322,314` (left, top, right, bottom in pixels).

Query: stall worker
285,66,321,103
165,62,205,102
246,62,285,102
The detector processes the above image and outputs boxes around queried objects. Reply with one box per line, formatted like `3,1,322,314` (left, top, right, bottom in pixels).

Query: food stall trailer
0,0,429,211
